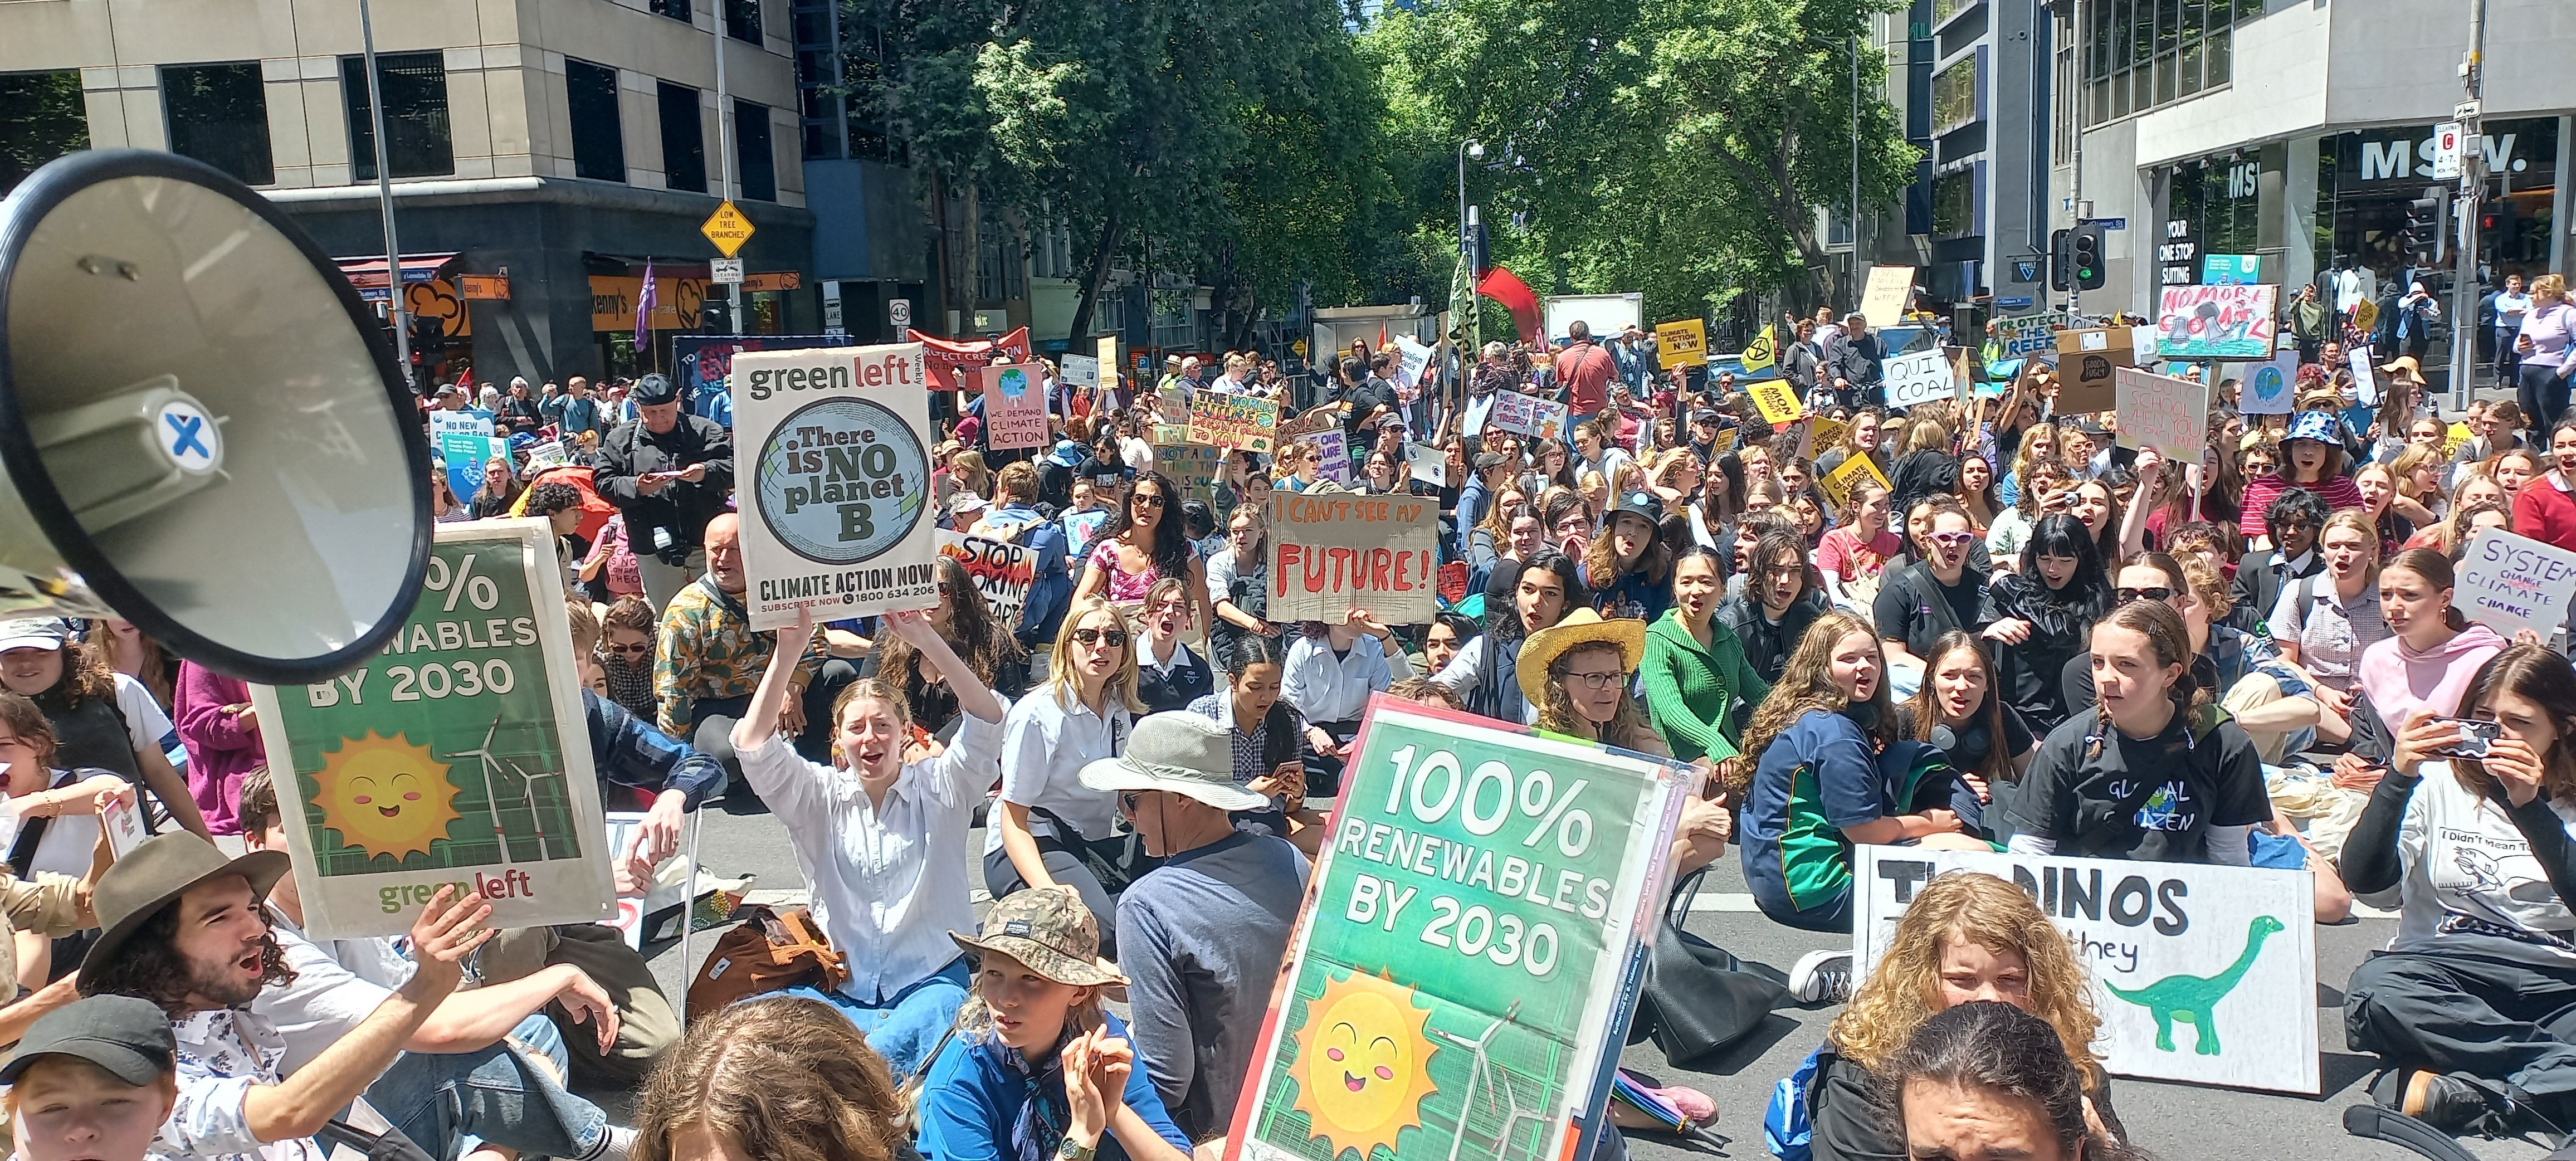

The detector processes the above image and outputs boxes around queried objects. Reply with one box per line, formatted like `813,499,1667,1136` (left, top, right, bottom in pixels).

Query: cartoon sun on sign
1288,968,1441,1160
310,731,464,860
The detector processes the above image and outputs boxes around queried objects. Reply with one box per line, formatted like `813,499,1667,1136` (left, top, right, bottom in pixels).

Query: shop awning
337,252,460,300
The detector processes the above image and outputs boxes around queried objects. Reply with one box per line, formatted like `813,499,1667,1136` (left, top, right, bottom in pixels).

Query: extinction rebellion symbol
755,397,927,565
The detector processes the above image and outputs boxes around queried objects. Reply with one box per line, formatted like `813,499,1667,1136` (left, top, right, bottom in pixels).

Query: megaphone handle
677,805,702,1023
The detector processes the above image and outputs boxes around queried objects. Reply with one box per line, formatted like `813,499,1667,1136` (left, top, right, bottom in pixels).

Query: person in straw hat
1520,608,1665,757
1077,712,1304,1146
914,890,1191,1161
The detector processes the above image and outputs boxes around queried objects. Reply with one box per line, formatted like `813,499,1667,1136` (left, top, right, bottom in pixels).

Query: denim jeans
780,955,973,1078
365,1013,611,1161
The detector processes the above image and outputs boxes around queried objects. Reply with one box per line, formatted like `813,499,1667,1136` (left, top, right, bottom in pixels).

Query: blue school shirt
1739,710,1949,918
917,1011,1194,1161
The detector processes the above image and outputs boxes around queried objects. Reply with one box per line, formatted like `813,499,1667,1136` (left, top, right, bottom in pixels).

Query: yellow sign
1811,417,1850,455
699,201,755,258
2350,299,2379,335
1291,338,1310,358
1096,335,1119,389
2444,421,2472,458
1747,378,1802,426
1818,451,1892,511
1740,325,1778,373
1655,319,1707,370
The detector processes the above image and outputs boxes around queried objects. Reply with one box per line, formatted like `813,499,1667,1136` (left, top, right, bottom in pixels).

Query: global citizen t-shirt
2011,707,2270,861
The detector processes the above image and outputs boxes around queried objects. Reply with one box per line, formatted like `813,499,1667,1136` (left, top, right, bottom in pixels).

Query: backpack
1764,1044,1827,1161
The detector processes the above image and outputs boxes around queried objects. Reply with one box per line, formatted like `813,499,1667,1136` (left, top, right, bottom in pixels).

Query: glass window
162,62,272,186
2155,51,2177,104
1931,58,1977,134
2205,25,2231,87
2181,37,2204,96
650,0,691,20
735,99,774,201
564,58,624,183
342,52,452,181
0,70,87,194
657,81,706,193
1932,168,1975,237
725,0,760,43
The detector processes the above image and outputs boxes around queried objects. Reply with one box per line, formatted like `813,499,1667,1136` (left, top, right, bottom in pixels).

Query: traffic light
2050,228,2071,291
698,295,733,334
2405,188,2448,267
2071,226,2105,290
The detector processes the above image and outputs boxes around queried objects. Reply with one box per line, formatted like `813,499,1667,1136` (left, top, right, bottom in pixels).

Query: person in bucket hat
1076,713,1306,1142
918,889,1193,1161
2240,407,2364,545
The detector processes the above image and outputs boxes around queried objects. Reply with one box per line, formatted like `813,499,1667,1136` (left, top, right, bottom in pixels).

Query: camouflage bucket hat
950,889,1128,988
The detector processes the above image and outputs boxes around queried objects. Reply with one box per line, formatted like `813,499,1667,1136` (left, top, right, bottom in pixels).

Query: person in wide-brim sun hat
1516,608,1648,714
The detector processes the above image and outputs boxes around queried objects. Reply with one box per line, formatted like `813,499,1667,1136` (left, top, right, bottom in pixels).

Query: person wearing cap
593,373,735,614
1455,451,1513,562
75,833,500,1161
1584,491,1674,623
2237,410,2363,547
0,621,209,854
914,891,1192,1161
4,995,180,1161
1076,713,1302,1146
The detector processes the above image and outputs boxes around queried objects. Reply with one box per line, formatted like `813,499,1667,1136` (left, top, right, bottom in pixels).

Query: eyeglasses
1131,494,1166,509
1557,669,1631,690
1119,791,1145,814
1071,628,1131,647
2115,586,2177,604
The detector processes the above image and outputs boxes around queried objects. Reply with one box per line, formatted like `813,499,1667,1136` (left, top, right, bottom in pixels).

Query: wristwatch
1056,1139,1097,1161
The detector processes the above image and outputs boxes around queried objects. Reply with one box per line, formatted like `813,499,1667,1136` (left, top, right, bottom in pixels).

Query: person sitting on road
1796,872,2124,1161
653,513,854,806
2340,644,2576,1139
989,599,1150,959
1716,530,1829,686
1881,1001,2152,1161
632,996,908,1161
2,996,183,1161
732,607,1005,1077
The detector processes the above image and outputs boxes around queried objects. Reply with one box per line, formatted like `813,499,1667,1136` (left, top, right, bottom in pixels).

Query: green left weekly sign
1228,698,1691,1161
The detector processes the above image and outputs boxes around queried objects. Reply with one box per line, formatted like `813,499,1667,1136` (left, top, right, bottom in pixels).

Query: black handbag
1628,868,1789,1067
316,1118,435,1161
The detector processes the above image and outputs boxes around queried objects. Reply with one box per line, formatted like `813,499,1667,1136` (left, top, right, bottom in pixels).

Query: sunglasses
1929,531,1976,547
2115,586,2177,604
1071,628,1131,647
1119,791,1145,813
606,642,651,656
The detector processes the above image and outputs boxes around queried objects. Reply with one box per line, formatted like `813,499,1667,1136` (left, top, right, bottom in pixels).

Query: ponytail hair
2383,548,2472,631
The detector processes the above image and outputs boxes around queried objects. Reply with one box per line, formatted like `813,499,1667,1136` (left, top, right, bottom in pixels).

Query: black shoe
2371,1069,2519,1138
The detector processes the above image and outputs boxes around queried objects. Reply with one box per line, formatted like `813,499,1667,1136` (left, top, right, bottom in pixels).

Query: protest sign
1817,452,1890,512
1853,847,2318,1094
1882,350,1956,409
1096,335,1120,394
522,442,569,472
1191,393,1279,453
2241,349,2298,416
671,334,856,407
1267,492,1444,625
2349,355,2380,407
1154,433,1224,506
1462,393,1496,437
248,519,615,939
1059,352,1100,391
431,411,496,502
1312,429,1354,486
1227,698,1691,1161
1489,391,1570,442
1747,378,1802,425
2155,284,2279,360
937,530,1035,623
2113,368,2207,461
1407,441,1451,490
2455,528,2576,640
1280,408,1341,439
1809,417,1850,456
975,362,1050,451
1394,337,1435,395
1860,265,1916,330
2443,421,2472,458
1996,313,2065,361
733,344,941,631
1654,319,1707,369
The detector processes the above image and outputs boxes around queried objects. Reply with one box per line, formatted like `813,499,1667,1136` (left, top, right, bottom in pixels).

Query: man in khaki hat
1079,713,1306,1145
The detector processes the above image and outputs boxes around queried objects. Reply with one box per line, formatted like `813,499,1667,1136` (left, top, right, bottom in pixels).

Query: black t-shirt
1899,698,2036,778
1076,453,1133,494
1873,562,1987,661
2010,708,2271,861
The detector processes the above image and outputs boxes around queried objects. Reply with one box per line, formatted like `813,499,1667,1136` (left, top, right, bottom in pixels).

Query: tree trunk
1066,206,1126,350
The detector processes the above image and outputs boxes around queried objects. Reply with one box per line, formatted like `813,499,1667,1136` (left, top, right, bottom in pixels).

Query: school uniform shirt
1136,641,1213,715
1740,709,1952,918
1282,634,1406,724
988,687,1130,851
915,1012,1192,1161
2357,762,2576,962
2269,572,2390,695
2008,710,2270,862
1871,562,1987,661
1899,701,2035,781
740,707,1002,1004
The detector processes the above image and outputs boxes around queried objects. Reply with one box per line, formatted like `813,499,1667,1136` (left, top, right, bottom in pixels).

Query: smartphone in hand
2427,717,2505,760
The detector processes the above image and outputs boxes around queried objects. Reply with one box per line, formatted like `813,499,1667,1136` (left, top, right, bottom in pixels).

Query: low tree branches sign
1267,493,1442,625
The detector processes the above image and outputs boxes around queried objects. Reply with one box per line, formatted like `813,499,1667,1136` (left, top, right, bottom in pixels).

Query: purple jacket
174,661,265,835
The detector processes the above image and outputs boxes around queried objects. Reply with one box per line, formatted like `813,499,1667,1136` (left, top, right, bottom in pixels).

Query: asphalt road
607,802,2562,1161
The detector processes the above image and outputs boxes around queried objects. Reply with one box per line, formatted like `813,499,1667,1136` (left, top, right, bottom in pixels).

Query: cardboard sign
1655,319,1707,369
2155,285,2279,360
1280,408,1342,439
733,344,942,630
1860,265,1917,331
1748,378,1803,425
1150,427,1224,506
975,362,1051,451
2052,326,2134,413
1817,451,1891,512
1312,429,1354,486
1489,391,1570,442
1854,847,2319,1094
1227,698,1691,1161
1996,313,2066,361
1394,337,1435,394
1882,350,1957,409
248,520,616,939
1190,393,1279,453
2113,368,2207,461
1267,493,1445,625
1096,336,1120,393
937,530,1035,623
2456,528,2576,640
2241,349,2299,416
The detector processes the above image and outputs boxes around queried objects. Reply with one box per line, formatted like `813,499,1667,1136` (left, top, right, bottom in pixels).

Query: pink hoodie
2355,622,2507,732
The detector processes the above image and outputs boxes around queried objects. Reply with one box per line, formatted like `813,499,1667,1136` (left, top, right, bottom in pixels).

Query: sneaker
1788,949,1853,1004
2371,1068,2518,1138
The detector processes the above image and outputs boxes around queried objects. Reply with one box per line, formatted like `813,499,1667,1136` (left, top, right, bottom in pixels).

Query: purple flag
635,261,657,353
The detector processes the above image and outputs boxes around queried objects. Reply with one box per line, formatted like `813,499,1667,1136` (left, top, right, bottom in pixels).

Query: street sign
699,201,754,257
2432,122,2465,180
710,257,744,284
1997,295,2033,309
2456,100,2482,122
457,275,509,300
2011,258,2042,283
889,298,911,328
2080,217,2128,230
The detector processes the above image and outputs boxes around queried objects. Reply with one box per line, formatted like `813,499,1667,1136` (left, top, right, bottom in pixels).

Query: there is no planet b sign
733,344,942,631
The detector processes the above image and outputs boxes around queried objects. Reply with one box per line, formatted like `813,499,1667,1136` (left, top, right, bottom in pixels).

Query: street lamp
1458,139,1484,275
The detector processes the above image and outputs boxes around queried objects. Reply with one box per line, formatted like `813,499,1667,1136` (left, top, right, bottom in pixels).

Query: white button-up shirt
988,687,1131,852
743,708,1004,1003
1282,635,1409,724
158,1007,324,1161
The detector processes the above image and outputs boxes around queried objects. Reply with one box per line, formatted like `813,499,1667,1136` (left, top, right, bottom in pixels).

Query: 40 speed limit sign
251,518,615,939
1228,696,1692,1161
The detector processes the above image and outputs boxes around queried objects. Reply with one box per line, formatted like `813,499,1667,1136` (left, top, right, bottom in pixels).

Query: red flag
1376,324,1388,352
1478,266,1542,343
908,326,1031,392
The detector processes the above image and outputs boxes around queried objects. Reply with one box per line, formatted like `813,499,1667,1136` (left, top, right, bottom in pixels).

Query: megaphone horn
0,149,431,685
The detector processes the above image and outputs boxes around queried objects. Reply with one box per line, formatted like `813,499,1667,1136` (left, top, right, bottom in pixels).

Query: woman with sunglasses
989,598,1150,957
1075,471,1209,634
1875,498,1990,676
1276,439,1324,493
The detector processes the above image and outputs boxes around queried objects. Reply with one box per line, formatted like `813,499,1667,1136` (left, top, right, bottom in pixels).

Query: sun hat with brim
79,833,289,992
2378,354,2424,378
1077,712,1269,813
1517,609,1649,709
2282,409,2341,448
950,887,1128,988
0,995,174,1085
0,617,68,653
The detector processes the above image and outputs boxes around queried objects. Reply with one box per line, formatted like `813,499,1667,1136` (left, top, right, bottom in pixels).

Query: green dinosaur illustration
2102,915,2285,1055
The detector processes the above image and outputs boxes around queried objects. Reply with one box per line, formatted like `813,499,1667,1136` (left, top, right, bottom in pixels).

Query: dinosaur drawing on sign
2102,915,2285,1055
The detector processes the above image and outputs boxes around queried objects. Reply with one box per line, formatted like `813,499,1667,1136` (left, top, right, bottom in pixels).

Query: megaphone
0,149,431,685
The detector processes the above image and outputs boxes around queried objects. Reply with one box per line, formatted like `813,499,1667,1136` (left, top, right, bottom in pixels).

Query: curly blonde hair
1827,872,2106,1086
633,996,905,1161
